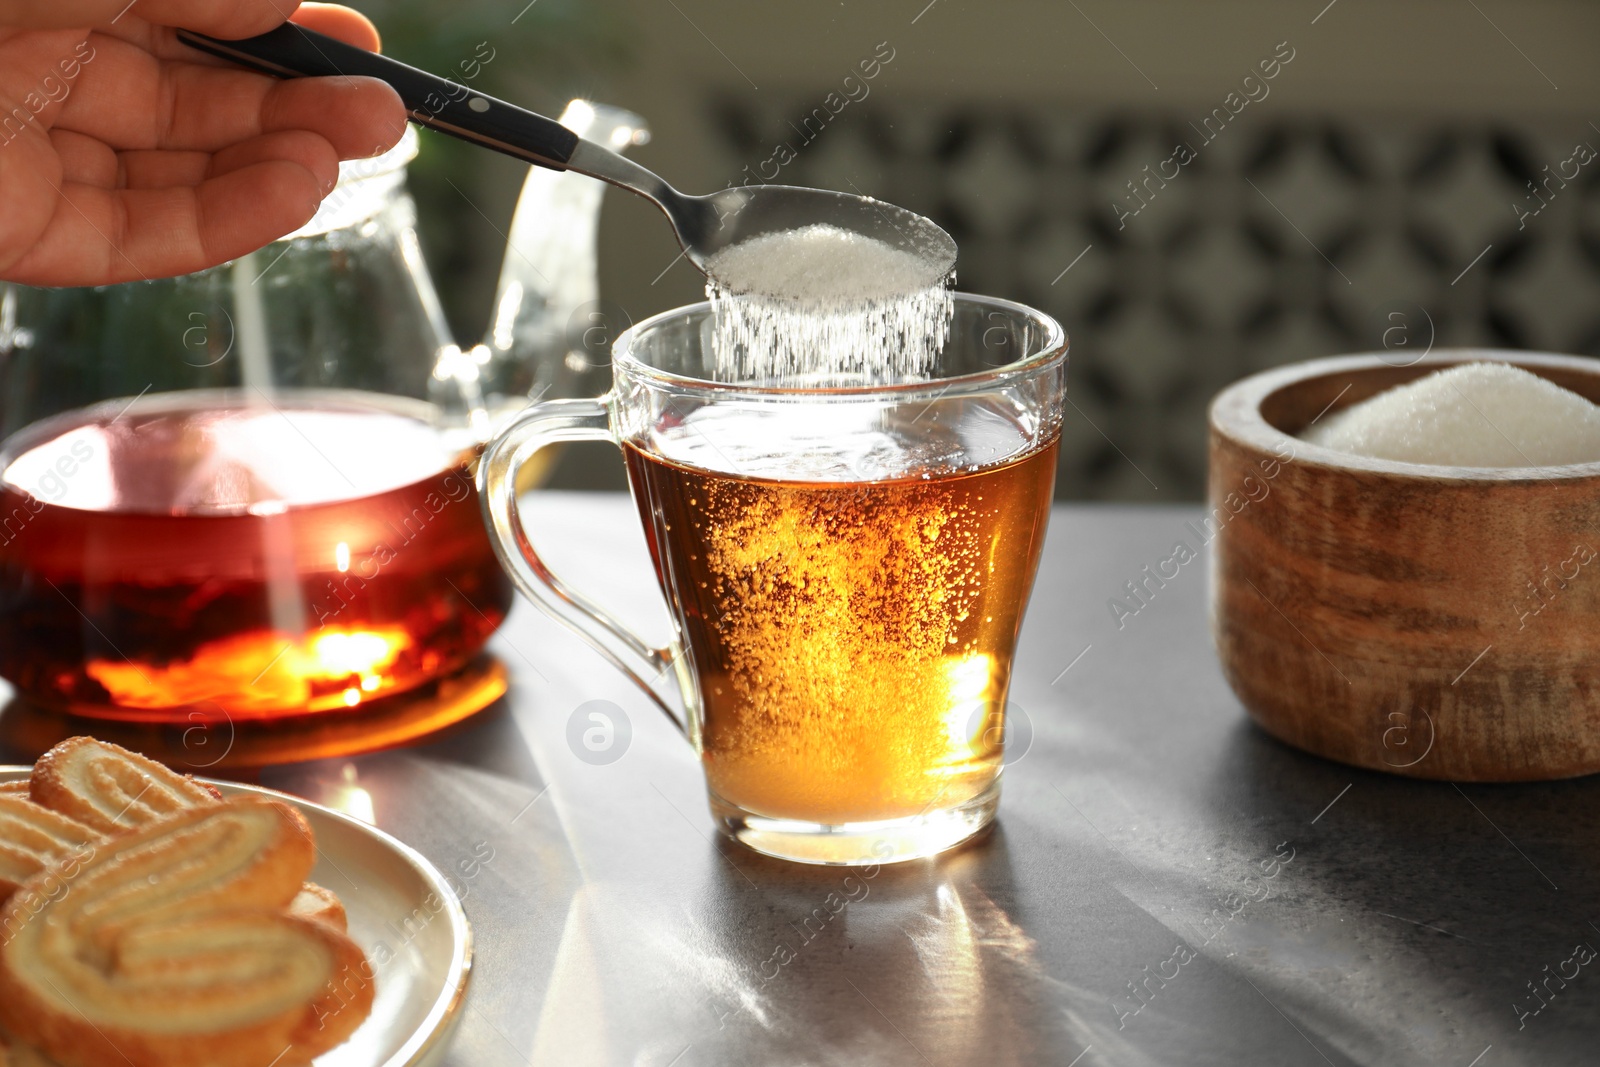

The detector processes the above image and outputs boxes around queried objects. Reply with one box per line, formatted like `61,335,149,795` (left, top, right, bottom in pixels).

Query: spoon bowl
673,184,956,275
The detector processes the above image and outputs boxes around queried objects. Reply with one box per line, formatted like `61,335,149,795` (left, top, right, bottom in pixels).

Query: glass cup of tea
480,294,1066,865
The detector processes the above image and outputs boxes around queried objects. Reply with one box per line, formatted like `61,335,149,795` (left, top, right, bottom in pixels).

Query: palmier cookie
32,739,348,927
29,737,220,835
0,1038,308,1067
0,797,96,901
289,882,348,931
0,798,374,1067
0,1039,65,1066
0,782,28,797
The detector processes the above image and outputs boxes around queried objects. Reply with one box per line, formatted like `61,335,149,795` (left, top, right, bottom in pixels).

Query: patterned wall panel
710,99,1600,500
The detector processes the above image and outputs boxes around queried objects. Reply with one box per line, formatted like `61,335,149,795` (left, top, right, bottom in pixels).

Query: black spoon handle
176,24,578,170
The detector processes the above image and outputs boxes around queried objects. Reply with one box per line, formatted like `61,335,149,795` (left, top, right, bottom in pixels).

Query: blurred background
359,0,1600,500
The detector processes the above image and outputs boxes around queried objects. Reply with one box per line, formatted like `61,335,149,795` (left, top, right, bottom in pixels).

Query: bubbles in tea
625,405,1056,825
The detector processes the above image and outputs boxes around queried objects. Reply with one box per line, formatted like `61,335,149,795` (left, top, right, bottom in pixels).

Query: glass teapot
0,100,647,731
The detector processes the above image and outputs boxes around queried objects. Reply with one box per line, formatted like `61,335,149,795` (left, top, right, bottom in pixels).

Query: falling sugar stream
704,224,955,386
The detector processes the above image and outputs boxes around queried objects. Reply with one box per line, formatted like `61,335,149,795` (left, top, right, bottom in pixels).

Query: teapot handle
177,25,582,171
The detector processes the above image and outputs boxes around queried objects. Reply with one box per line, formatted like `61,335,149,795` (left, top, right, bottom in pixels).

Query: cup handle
478,396,687,736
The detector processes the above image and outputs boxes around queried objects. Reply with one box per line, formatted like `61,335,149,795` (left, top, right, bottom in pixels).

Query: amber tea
0,393,511,719
626,435,1057,825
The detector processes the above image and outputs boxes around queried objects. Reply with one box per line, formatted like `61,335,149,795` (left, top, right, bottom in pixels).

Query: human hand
0,1,407,286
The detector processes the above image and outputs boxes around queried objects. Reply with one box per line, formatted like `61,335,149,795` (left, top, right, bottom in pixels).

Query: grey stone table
26,494,1600,1065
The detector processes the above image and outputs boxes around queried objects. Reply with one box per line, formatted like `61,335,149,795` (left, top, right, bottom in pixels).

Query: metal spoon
176,25,956,279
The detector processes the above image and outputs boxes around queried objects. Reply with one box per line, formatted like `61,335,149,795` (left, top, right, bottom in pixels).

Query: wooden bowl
1209,350,1600,781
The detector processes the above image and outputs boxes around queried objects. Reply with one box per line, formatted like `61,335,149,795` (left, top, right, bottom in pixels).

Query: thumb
0,1,302,35
289,3,384,53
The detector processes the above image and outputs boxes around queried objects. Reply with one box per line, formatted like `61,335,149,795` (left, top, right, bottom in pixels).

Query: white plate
0,768,472,1067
